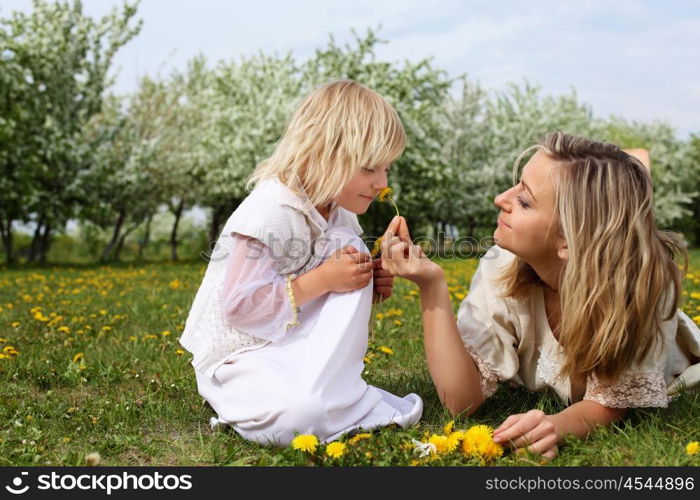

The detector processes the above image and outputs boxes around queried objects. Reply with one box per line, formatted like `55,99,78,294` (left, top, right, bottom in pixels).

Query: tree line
2,0,699,265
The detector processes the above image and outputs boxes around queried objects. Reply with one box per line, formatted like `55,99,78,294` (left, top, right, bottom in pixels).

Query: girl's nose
372,171,388,191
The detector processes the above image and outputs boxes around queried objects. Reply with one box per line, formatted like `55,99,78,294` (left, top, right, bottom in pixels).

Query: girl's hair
499,131,687,384
247,79,406,207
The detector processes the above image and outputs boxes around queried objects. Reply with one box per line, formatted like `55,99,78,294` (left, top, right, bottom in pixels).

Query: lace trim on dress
583,371,669,408
463,343,500,399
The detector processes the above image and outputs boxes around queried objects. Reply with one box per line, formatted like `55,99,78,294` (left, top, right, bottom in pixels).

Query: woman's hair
499,131,687,384
247,79,406,207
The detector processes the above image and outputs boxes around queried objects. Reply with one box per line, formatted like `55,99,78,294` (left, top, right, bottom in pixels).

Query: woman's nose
494,189,511,211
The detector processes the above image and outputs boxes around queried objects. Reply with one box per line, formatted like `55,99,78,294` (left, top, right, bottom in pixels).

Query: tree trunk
27,216,45,263
170,199,185,262
101,209,126,262
38,222,52,265
137,213,153,261
115,222,139,261
0,217,14,265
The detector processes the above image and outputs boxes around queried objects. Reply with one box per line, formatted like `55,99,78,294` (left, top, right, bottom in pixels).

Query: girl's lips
359,195,374,201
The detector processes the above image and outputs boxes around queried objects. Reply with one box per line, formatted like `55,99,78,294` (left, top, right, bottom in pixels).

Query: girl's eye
362,167,375,173
516,196,530,209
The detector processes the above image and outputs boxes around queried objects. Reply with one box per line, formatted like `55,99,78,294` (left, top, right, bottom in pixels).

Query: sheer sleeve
220,233,299,342
456,263,520,400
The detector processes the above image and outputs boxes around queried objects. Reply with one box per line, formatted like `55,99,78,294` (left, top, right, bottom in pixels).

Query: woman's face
493,151,566,263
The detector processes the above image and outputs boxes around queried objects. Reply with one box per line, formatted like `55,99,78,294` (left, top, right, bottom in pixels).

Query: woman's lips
498,218,510,228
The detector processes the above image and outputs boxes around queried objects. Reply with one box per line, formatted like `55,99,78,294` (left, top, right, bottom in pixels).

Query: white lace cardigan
178,178,363,378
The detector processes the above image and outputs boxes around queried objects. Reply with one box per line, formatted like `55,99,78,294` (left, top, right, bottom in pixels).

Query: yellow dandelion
378,346,394,355
161,330,171,337
3,346,19,356
693,315,700,324
291,434,319,453
461,425,503,462
0,338,6,343
393,319,402,326
57,326,70,333
428,434,450,455
378,187,400,216
446,431,464,453
101,326,112,332
175,349,185,356
443,420,455,436
687,441,699,456
370,237,383,258
363,356,372,364
348,433,372,445
376,312,385,321
325,441,347,459
378,187,393,201
11,321,20,328
691,292,700,300
72,352,84,363
455,292,466,301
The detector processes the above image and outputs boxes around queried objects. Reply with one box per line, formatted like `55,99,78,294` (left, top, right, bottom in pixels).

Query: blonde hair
247,79,406,207
499,132,687,384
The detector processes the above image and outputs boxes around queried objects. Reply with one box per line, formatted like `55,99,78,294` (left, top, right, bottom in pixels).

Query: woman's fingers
508,421,556,449
397,216,412,242
494,411,542,444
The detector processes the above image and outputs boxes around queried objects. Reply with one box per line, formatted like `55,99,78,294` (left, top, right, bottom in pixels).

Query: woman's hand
380,216,443,287
493,409,559,460
372,258,393,303
318,246,373,293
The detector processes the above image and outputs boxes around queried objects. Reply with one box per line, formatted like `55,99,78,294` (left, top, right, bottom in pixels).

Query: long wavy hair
247,79,406,207
499,132,687,384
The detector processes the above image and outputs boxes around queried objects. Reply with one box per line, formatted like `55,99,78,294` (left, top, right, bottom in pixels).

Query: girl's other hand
319,246,373,293
493,409,559,461
372,258,393,303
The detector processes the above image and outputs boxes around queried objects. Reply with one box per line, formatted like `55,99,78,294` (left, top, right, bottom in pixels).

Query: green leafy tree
0,0,141,264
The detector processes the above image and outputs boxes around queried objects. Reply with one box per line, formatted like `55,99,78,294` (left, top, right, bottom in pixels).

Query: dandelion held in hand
378,187,400,217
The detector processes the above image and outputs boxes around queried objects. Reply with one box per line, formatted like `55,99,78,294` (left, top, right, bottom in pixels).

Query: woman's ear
557,239,569,261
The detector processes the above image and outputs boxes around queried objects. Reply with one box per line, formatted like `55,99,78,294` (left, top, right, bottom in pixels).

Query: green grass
1,251,699,466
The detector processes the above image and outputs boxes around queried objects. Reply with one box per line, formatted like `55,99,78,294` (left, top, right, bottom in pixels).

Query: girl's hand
319,246,373,293
380,216,443,287
493,409,559,460
372,258,393,303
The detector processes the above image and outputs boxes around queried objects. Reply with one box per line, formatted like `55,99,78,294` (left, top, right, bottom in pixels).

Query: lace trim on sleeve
285,273,301,330
583,371,668,408
463,342,500,399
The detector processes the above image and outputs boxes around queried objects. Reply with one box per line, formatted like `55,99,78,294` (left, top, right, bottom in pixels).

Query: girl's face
493,151,567,263
333,164,391,214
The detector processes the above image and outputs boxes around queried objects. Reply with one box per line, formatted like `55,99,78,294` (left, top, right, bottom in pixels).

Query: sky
2,0,700,137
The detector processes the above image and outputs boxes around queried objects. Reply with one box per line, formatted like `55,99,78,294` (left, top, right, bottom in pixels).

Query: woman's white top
457,246,700,408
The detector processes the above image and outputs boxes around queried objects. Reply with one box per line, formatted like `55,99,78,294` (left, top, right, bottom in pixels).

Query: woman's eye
517,196,530,209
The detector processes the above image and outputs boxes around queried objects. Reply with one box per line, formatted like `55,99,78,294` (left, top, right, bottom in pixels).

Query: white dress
194,223,422,447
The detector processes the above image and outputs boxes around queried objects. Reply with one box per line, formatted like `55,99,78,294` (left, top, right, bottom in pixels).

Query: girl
178,80,422,447
380,132,700,459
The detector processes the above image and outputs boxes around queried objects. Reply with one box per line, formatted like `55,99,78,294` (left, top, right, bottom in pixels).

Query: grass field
1,250,699,466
